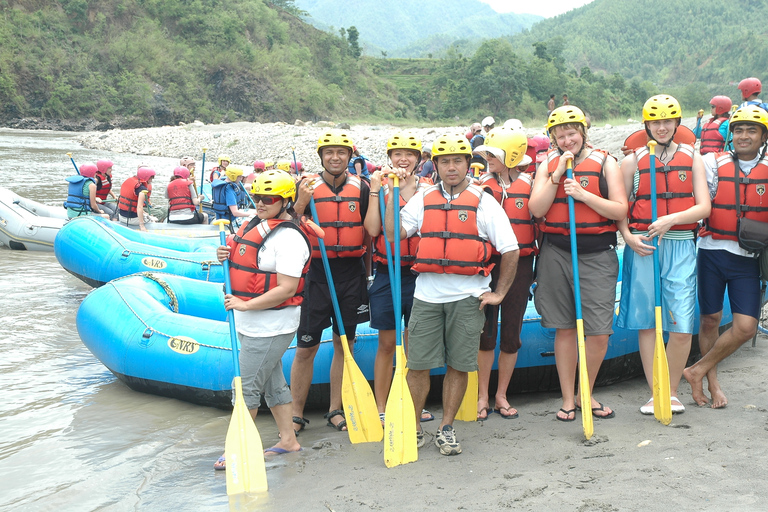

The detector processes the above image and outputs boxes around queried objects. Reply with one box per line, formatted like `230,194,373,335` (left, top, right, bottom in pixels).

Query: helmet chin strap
645,125,678,161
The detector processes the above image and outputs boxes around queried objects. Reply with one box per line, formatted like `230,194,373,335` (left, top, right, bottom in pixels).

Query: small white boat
0,186,67,251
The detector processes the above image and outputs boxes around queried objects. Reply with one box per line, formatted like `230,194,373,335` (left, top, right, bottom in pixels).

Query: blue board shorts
617,237,696,333
697,248,761,319
368,264,417,331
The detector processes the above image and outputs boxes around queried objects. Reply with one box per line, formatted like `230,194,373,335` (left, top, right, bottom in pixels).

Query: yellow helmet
251,170,296,200
224,165,244,182
431,133,472,159
642,95,682,121
317,130,355,155
387,132,422,153
730,105,768,131
217,155,232,166
263,160,275,169
481,127,529,168
547,106,588,131
276,160,291,172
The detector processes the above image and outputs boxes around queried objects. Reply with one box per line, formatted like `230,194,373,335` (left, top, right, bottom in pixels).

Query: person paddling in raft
617,95,711,416
473,127,538,421
683,106,768,409
385,133,519,456
529,106,627,423
166,166,208,225
94,159,118,219
213,170,314,470
117,167,155,231
63,163,110,220
364,132,435,426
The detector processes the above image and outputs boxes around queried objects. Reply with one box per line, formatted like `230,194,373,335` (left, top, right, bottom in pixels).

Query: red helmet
738,77,762,100
253,160,266,170
465,131,473,141
710,95,732,116
173,166,190,179
79,164,98,178
137,168,156,182
96,159,113,173
289,160,304,172
365,161,375,172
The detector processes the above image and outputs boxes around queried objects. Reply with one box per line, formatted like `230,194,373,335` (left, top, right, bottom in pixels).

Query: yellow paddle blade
653,308,672,425
454,371,478,422
225,377,268,495
576,320,594,440
340,335,383,444
384,346,418,468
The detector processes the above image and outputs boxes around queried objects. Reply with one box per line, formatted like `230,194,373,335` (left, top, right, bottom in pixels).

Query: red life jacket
95,172,112,200
628,143,697,231
307,173,366,259
167,178,195,212
541,150,618,235
228,218,311,309
700,152,768,241
372,176,432,266
209,166,222,183
412,183,493,276
479,172,537,257
118,176,152,217
700,117,726,155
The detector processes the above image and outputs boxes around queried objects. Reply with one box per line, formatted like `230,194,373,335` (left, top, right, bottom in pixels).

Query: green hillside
294,0,541,57
0,0,405,127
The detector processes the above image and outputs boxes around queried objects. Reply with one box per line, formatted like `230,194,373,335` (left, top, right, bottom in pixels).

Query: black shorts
296,274,370,348
167,210,205,225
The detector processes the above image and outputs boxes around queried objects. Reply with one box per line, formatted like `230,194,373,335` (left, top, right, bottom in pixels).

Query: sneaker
416,429,427,449
434,425,462,456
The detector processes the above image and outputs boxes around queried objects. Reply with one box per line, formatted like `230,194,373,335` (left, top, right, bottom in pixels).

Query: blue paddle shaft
566,161,583,319
69,156,80,175
240,182,257,209
649,150,662,306
393,180,402,348
199,152,207,198
378,192,397,284
219,228,242,378
309,197,347,338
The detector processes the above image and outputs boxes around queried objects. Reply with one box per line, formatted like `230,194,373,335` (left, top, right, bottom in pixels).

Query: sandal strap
292,416,310,427
323,409,345,420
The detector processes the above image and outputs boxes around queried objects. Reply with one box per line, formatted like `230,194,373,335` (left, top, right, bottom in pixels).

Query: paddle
66,152,81,175
647,141,672,425
214,219,268,495
199,148,207,213
454,371,479,421
566,157,594,440
308,197,383,444
383,175,418,467
239,182,258,209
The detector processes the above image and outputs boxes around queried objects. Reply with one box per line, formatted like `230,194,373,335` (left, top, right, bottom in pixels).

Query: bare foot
683,366,710,406
265,439,301,454
710,388,728,409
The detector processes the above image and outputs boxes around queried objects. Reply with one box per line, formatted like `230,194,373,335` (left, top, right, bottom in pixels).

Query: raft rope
93,218,223,281
107,272,231,351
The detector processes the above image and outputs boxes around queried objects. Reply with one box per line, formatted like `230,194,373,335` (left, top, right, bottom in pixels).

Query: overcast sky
479,0,596,18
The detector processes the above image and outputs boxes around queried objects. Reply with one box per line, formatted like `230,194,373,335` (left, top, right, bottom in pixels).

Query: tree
347,26,361,59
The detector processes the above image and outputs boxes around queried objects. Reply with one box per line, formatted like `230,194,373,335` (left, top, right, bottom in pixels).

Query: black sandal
292,416,310,436
323,409,347,431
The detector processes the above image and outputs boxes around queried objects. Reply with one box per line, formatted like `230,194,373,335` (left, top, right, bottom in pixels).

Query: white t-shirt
234,223,311,336
400,182,519,303
698,152,760,257
166,184,197,221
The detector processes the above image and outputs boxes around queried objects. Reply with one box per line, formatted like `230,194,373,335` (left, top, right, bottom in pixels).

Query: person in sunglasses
213,170,315,469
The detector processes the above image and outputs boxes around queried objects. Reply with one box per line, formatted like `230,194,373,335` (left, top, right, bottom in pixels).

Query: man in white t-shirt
684,106,768,409
385,133,519,456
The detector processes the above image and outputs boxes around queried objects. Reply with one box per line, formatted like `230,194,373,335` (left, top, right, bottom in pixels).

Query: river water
0,130,279,511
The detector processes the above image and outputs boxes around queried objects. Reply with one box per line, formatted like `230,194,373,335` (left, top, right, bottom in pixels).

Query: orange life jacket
700,118,726,155
541,150,618,235
479,172,537,257
167,178,195,212
372,176,432,266
628,143,697,231
118,176,152,218
412,183,493,276
95,172,112,200
228,218,311,309
699,152,768,241
307,173,366,259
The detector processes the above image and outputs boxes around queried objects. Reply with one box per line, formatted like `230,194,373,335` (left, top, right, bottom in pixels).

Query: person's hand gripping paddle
647,140,672,425
308,197,383,444
566,158,594,440
214,219,268,495
382,175,418,467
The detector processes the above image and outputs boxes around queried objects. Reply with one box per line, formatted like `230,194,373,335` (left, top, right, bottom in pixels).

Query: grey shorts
406,296,485,372
236,331,295,410
534,241,618,336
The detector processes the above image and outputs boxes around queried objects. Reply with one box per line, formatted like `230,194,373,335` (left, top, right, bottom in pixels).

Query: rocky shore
75,117,700,171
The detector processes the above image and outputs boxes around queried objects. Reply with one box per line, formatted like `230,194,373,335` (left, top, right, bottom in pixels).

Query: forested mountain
510,0,768,87
294,0,541,57
0,0,405,128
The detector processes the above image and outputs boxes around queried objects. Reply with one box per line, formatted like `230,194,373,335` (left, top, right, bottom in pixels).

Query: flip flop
264,446,303,455
556,408,576,422
671,396,685,414
496,406,519,419
213,455,226,471
477,406,493,421
640,398,654,415
592,402,615,419
421,409,435,422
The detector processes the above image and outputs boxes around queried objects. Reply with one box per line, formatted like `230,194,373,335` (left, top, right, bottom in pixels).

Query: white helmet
482,116,495,127
503,119,524,131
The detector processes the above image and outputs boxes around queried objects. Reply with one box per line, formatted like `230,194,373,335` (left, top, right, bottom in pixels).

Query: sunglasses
251,195,282,205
